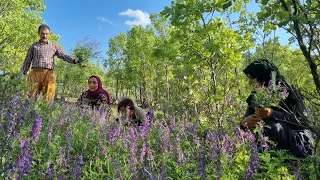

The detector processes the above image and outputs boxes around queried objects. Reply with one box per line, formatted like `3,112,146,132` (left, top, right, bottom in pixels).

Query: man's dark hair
118,98,135,112
38,24,50,33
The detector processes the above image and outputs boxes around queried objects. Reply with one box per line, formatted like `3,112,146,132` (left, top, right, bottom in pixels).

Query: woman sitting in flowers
117,98,146,126
77,75,110,109
241,58,314,157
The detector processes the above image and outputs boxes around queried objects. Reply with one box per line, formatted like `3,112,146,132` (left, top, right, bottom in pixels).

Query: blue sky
42,0,296,61
42,0,171,59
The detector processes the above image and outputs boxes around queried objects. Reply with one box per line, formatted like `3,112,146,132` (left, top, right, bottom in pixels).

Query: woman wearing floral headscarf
77,75,110,109
241,58,314,158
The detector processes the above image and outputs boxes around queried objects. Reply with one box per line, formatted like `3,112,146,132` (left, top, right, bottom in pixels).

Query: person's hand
74,58,79,64
74,54,85,64
242,114,263,130
255,107,273,119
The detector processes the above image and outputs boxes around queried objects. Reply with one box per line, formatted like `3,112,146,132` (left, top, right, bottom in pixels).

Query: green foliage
255,0,320,92
55,60,106,99
251,80,288,108
0,0,46,74
0,85,315,179
71,37,102,66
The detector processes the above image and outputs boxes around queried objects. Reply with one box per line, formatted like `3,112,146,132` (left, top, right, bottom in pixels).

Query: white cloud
96,16,117,26
119,9,151,27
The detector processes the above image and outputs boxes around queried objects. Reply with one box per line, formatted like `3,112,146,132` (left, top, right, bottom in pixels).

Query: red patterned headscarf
86,75,110,104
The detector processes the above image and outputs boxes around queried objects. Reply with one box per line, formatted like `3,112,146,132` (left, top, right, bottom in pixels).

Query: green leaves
71,37,102,66
261,0,270,5
256,0,320,92
0,0,46,74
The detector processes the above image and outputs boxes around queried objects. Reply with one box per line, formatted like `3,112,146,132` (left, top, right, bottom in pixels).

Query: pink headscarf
86,75,110,104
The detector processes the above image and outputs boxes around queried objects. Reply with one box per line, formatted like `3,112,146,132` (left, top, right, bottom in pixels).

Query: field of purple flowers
0,78,315,179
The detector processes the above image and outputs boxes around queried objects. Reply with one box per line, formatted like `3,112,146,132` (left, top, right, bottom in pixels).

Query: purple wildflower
15,138,33,180
283,89,289,97
56,148,66,169
108,124,120,143
8,165,15,179
30,115,42,143
47,120,55,142
97,107,107,124
199,141,206,179
161,121,171,152
70,105,76,116
146,111,154,121
59,109,67,127
90,112,96,122
65,126,72,162
74,155,83,180
66,126,72,142
185,124,200,146
98,140,108,158
58,172,63,180
222,133,231,155
230,136,239,159
5,112,17,141
176,133,184,164
150,174,156,180
11,91,20,107
122,129,128,152
160,163,167,180
100,167,104,173
146,144,155,179
140,142,147,164
82,126,92,153
169,116,176,131
293,162,301,180
209,132,222,179
113,160,121,178
79,108,89,118
100,121,107,134
139,117,151,139
236,126,244,143
245,132,259,179
129,127,137,173
45,161,55,179
147,143,153,161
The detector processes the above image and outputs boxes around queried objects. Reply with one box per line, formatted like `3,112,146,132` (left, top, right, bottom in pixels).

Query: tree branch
201,14,212,42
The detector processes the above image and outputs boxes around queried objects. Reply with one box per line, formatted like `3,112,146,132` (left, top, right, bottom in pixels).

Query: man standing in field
20,24,80,103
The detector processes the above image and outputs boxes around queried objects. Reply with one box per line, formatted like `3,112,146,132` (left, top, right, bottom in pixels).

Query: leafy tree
256,0,320,93
125,25,156,107
0,0,46,74
105,33,127,100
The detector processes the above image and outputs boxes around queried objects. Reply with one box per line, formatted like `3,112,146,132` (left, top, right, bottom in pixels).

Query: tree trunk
165,64,169,115
126,88,129,97
135,86,138,100
279,0,320,93
211,69,217,95
142,79,147,108
293,20,320,93
116,78,119,100
139,86,142,105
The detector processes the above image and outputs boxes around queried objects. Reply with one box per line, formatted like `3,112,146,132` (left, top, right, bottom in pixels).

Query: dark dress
243,88,314,157
77,91,109,110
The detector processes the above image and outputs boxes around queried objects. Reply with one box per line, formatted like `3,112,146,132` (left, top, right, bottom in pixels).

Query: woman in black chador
241,58,314,158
